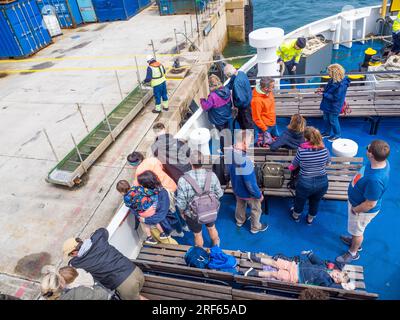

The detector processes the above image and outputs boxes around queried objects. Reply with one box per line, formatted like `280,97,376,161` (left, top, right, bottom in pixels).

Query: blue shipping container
91,0,138,22
0,0,52,59
138,0,150,9
77,0,97,23
36,0,83,28
157,0,207,16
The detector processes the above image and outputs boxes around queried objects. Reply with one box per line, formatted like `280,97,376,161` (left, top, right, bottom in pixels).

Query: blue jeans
393,32,400,53
153,82,168,105
294,175,328,217
322,112,341,138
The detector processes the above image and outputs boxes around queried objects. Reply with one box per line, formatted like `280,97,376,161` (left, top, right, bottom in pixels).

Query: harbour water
223,0,382,67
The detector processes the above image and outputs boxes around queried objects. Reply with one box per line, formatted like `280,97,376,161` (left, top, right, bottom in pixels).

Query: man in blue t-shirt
336,140,390,264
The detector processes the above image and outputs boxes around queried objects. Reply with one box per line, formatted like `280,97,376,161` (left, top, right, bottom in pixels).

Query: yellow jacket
393,12,400,33
276,40,303,64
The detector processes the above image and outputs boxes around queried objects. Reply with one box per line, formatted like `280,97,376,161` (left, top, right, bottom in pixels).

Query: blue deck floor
177,117,400,299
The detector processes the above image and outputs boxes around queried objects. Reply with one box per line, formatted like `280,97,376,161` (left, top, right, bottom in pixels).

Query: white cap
146,55,155,63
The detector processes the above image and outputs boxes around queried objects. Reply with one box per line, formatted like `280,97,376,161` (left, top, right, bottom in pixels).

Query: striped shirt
292,147,331,177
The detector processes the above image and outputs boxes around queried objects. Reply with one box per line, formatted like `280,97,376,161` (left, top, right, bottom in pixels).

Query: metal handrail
248,69,400,81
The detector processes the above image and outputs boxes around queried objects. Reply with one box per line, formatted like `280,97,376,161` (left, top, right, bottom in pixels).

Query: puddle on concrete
94,24,107,31
160,37,173,44
14,252,51,280
64,41,91,53
0,73,8,78
31,62,55,70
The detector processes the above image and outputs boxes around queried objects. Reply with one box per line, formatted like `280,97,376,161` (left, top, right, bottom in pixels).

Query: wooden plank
141,287,221,300
143,281,232,299
232,289,293,300
233,275,378,299
141,292,180,300
134,260,235,281
144,274,232,294
343,265,364,273
138,253,186,265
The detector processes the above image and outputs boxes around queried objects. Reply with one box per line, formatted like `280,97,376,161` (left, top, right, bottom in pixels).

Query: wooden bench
232,288,294,300
223,148,363,201
274,86,400,134
141,274,233,300
235,252,378,300
133,243,241,285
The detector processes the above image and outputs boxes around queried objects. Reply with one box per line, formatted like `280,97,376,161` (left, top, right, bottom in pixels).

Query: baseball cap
62,238,79,258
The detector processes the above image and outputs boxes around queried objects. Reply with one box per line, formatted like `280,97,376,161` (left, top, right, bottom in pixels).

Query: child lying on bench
244,251,354,290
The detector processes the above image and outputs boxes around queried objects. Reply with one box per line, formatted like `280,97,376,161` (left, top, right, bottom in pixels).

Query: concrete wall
225,0,247,42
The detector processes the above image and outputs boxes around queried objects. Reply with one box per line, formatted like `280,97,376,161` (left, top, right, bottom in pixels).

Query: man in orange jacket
251,77,279,145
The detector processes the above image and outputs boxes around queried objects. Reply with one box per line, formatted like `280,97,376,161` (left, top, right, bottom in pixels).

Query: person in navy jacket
228,130,268,234
317,64,350,142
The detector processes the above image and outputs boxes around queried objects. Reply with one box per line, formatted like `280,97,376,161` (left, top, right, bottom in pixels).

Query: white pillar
249,27,285,78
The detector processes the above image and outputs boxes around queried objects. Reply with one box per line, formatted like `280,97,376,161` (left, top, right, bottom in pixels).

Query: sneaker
306,214,315,225
290,207,300,223
170,230,184,238
247,252,261,263
335,251,360,264
159,232,169,240
328,136,340,142
244,267,258,277
144,236,158,245
340,235,362,252
236,216,251,227
250,224,269,234
321,132,330,138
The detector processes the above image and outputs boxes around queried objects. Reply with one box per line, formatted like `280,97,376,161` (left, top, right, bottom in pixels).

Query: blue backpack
184,246,210,269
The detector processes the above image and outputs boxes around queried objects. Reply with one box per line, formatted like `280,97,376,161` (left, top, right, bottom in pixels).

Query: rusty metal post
174,28,180,54
101,103,115,142
76,103,89,133
134,56,142,90
151,39,157,61
115,70,124,100
70,133,87,172
43,129,59,162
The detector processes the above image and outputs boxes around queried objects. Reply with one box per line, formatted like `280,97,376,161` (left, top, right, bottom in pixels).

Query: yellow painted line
0,53,181,64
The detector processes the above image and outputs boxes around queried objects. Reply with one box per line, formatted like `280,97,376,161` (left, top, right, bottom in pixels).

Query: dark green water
223,0,382,67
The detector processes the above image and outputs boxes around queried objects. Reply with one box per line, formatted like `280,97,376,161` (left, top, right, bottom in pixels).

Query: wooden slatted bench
141,274,233,300
235,252,378,300
133,243,242,284
223,148,363,201
274,86,400,134
232,289,294,300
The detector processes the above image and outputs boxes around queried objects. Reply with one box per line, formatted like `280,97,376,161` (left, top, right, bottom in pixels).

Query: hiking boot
244,267,258,277
159,232,169,240
144,236,158,245
250,224,269,234
335,251,360,264
340,235,362,252
328,136,340,142
247,252,261,263
290,207,300,223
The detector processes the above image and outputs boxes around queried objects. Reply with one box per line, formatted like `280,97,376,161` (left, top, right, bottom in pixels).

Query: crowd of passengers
40,63,390,300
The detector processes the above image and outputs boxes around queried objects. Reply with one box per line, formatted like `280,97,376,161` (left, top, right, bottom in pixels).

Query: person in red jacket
251,77,279,146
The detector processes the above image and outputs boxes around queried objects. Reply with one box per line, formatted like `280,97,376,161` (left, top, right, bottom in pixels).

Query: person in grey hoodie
269,114,306,151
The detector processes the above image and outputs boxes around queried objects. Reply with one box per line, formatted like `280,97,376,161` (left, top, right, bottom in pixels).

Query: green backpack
260,162,285,188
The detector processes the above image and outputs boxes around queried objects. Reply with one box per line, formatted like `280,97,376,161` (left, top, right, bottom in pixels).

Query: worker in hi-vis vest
276,37,307,86
143,55,168,113
391,12,400,55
